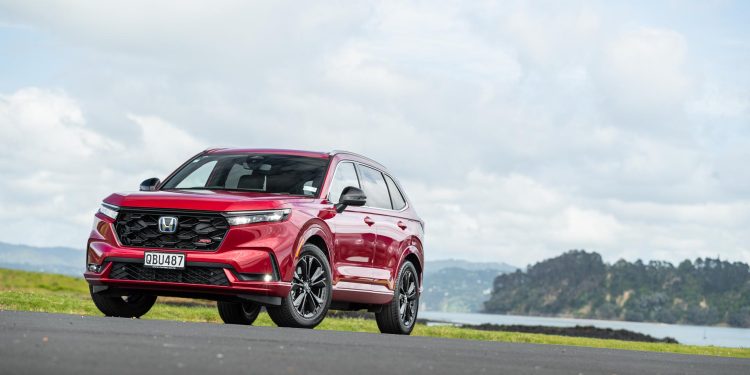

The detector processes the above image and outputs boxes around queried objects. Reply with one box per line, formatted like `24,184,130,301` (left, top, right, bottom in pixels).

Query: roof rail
329,150,387,170
203,147,227,153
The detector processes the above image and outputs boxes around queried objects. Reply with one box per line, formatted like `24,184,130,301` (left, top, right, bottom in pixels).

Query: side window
328,162,359,203
358,165,392,209
385,175,407,210
175,160,216,188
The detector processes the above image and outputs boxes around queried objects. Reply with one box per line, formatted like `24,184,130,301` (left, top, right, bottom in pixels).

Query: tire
217,301,261,325
267,243,332,329
89,286,157,318
376,261,419,334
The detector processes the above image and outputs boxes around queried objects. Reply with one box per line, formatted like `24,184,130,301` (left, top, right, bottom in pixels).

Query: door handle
364,216,375,226
397,221,407,230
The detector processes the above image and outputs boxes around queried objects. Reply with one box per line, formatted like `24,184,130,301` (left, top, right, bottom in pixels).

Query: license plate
144,252,185,269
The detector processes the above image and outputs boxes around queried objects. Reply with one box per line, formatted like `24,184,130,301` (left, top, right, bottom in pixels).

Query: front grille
115,210,229,250
109,262,230,286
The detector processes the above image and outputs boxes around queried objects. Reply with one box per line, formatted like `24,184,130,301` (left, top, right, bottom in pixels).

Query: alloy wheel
399,269,418,327
290,255,328,319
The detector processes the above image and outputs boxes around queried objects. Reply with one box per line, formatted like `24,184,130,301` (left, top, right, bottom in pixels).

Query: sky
0,1,749,267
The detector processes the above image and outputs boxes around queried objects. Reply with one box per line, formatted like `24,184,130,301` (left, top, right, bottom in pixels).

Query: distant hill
422,259,516,312
0,242,83,276
484,250,750,328
427,259,516,274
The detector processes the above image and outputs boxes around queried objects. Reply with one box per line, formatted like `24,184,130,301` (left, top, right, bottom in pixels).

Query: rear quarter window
385,175,407,210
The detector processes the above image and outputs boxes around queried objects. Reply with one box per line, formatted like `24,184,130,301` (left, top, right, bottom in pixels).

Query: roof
329,150,388,171
205,148,330,159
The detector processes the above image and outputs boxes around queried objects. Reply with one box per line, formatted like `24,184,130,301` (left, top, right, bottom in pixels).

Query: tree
484,251,750,327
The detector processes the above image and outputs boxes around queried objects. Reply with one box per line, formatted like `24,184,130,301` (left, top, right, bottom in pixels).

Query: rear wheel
376,261,419,334
89,286,157,318
267,244,332,329
217,301,261,325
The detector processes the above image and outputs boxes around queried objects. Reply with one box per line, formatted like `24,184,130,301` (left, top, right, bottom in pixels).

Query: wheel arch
397,245,424,290
293,219,334,268
304,233,330,263
404,252,422,279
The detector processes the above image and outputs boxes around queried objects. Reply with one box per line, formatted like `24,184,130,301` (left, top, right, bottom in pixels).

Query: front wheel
376,261,419,334
89,286,157,318
217,301,261,325
267,243,332,329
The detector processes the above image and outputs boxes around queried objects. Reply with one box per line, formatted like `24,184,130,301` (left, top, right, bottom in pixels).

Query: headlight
99,203,119,220
224,209,291,226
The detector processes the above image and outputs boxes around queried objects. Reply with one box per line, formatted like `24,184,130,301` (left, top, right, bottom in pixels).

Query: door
372,174,412,288
325,162,375,286
356,165,410,292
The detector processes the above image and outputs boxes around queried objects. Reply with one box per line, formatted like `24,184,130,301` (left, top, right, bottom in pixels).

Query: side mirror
140,177,161,191
335,186,366,213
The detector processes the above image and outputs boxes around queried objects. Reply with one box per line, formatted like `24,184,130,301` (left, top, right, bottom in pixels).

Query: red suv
84,149,424,334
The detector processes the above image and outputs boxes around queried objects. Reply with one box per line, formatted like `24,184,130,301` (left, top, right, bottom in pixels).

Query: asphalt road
1,311,748,375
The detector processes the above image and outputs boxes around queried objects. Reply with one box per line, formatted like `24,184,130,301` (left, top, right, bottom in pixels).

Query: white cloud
686,84,749,118
602,27,690,112
0,1,748,266
409,168,750,266
0,87,204,247
0,88,107,162
552,207,623,246
127,114,207,170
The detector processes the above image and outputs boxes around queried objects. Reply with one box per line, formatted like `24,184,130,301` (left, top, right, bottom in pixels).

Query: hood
103,189,310,212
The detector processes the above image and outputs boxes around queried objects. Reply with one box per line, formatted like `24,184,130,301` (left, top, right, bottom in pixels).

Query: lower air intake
109,262,230,286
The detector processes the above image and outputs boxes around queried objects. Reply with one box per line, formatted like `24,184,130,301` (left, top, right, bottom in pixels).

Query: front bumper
84,261,291,302
84,212,295,303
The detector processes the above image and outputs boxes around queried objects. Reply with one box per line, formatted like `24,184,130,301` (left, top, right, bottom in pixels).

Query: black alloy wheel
397,268,418,327
375,261,420,334
267,244,332,328
290,254,328,318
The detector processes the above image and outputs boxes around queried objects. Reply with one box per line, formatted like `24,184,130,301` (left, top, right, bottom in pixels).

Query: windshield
161,154,329,196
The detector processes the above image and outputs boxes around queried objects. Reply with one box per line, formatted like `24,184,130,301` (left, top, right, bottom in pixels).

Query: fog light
88,264,102,273
263,274,273,282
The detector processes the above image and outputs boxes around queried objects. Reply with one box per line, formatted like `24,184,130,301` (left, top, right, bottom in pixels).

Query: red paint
85,149,424,306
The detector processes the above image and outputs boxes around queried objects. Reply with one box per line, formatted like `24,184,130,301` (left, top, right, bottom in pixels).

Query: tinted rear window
385,175,407,210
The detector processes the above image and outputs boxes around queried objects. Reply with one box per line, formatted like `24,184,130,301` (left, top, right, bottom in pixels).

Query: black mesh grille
115,210,229,250
109,262,230,286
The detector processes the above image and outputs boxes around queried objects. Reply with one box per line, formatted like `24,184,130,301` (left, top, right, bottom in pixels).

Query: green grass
1,268,748,358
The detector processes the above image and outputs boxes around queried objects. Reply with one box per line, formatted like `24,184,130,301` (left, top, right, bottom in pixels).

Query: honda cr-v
84,149,424,334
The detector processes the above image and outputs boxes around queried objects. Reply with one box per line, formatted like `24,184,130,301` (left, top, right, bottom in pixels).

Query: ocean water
419,311,750,348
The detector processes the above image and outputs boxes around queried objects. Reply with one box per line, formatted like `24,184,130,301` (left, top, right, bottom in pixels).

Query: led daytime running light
225,209,291,226
99,203,119,220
